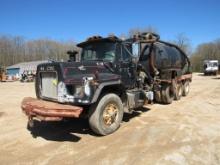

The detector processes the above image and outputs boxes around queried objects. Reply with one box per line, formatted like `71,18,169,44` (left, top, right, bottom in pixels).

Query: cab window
122,44,132,61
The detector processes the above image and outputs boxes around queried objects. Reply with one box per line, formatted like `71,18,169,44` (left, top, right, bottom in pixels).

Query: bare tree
0,35,77,66
173,33,192,55
128,26,159,37
190,39,220,72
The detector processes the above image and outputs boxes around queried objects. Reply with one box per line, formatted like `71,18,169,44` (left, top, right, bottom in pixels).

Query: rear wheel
154,90,162,103
182,81,190,96
161,84,174,104
174,82,183,100
89,93,123,135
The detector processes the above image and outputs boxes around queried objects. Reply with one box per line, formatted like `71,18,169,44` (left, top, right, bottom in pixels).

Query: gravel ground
0,73,220,165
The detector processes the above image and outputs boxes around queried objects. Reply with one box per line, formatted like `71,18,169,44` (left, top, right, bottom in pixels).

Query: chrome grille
40,72,58,99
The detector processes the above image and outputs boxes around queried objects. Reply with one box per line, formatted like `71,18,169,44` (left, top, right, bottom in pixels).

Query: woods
190,40,220,72
0,33,219,73
0,35,77,67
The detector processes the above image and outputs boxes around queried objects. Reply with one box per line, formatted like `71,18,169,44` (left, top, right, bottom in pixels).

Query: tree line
0,35,77,67
0,27,220,72
190,40,220,72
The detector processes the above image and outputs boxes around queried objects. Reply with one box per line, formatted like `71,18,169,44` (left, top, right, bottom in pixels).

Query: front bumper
21,97,83,121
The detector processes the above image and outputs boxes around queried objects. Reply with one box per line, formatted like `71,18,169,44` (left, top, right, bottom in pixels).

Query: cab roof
77,35,122,47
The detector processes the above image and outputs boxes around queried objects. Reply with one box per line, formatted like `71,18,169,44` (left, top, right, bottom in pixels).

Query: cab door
116,44,136,88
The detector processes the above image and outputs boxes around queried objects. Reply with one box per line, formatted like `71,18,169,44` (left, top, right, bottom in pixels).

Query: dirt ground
0,73,220,165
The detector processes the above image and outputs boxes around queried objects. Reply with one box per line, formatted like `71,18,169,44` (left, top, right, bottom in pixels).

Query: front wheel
89,93,124,135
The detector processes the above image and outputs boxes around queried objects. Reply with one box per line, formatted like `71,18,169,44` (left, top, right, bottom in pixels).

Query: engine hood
61,61,120,84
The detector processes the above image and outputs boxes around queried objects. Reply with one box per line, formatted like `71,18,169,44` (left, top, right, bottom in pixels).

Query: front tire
89,93,124,135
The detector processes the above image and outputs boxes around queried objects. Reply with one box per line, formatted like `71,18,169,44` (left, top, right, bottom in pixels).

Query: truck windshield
206,62,218,67
213,62,218,67
81,42,116,61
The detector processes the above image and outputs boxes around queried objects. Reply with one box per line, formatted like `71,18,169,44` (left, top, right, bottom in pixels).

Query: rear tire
182,81,190,96
174,82,183,100
154,90,162,103
88,93,123,135
161,84,174,104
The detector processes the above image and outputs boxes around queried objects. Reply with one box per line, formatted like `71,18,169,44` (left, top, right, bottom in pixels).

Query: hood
61,61,120,84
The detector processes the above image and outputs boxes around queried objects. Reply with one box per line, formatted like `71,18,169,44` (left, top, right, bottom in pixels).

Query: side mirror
132,42,140,57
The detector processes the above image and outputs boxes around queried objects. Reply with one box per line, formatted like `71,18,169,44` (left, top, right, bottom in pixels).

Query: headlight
83,77,93,97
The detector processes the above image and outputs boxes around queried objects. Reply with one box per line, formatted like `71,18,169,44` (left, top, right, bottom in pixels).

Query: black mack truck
21,33,192,135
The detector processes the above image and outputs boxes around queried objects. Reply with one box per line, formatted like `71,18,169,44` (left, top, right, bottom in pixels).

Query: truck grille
40,72,58,99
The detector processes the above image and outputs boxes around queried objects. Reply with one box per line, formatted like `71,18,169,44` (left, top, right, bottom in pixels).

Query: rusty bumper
21,97,83,121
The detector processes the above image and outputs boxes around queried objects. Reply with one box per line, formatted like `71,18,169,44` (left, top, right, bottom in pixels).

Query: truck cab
204,60,219,75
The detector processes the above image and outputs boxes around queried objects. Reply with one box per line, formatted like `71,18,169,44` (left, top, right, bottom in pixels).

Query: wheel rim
103,103,119,126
